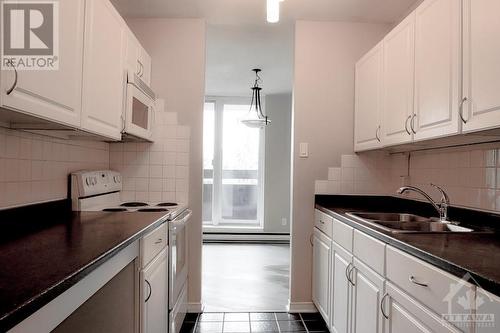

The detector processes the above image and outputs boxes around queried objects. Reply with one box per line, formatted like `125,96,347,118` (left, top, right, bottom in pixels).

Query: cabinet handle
5,61,18,95
154,238,163,244
381,293,389,319
345,263,355,285
375,125,381,142
409,275,428,287
348,265,356,286
309,234,314,247
410,114,417,134
405,115,412,135
459,97,468,124
145,279,152,302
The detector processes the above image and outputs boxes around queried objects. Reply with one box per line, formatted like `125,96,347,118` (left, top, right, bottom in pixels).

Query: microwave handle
151,103,156,127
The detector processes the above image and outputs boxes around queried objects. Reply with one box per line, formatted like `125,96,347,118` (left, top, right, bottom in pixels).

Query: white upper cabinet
462,0,500,133
413,0,461,141
354,42,384,152
382,13,415,146
81,0,127,140
126,32,152,86
0,0,84,127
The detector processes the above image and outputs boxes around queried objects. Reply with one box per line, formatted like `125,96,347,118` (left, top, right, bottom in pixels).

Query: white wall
264,93,292,234
290,21,390,306
126,18,206,309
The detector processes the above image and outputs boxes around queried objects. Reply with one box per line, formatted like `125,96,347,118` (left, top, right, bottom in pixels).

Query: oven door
169,209,192,310
124,83,154,140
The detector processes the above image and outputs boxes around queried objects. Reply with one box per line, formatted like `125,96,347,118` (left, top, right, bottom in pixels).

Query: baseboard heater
203,232,290,244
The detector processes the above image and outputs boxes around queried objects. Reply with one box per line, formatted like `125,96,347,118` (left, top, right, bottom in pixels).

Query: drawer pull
380,293,389,319
319,219,325,224
409,276,428,287
154,238,163,244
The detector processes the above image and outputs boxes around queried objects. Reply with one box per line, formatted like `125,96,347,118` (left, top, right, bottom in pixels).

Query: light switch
299,143,309,158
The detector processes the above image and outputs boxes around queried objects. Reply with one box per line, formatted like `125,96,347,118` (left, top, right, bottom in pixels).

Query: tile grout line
299,313,309,333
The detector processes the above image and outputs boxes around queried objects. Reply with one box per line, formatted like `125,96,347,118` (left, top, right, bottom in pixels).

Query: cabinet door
382,13,415,146
462,0,500,133
413,0,461,141
81,0,126,140
331,242,353,333
351,258,384,333
354,42,384,152
312,229,331,323
384,283,462,333
476,288,500,333
0,0,84,127
142,249,168,333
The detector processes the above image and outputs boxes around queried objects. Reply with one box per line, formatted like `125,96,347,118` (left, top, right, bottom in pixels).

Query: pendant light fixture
267,0,284,23
241,69,271,129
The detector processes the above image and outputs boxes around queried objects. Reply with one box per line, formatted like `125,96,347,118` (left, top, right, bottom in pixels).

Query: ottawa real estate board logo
1,0,59,70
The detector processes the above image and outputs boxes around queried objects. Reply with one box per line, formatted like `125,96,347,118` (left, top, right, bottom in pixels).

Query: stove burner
156,202,178,207
103,208,128,212
137,208,169,212
120,202,149,207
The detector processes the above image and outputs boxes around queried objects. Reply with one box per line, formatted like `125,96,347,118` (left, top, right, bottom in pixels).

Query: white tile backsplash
315,143,500,212
0,106,190,208
109,109,190,205
0,127,109,208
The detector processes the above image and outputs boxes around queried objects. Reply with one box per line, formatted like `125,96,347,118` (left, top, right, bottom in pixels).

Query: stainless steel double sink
346,212,476,234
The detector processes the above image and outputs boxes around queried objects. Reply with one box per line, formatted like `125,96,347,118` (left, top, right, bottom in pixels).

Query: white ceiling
112,0,419,96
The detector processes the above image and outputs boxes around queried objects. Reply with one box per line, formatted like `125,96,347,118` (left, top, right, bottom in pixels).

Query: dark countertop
315,195,500,297
0,200,169,332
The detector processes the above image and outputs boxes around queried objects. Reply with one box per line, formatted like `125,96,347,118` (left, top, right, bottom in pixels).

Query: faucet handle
430,183,450,205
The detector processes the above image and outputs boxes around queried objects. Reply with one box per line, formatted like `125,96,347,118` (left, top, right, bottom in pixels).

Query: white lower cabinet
351,258,385,333
312,210,485,333
141,248,168,333
383,282,461,333
330,242,353,333
312,228,332,323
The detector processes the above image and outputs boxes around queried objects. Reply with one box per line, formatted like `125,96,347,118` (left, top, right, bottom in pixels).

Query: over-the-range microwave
123,69,156,141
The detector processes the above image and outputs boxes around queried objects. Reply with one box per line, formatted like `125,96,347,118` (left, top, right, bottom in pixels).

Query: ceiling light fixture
242,69,271,129
266,0,281,23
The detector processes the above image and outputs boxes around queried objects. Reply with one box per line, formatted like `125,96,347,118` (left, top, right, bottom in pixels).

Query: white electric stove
70,170,187,220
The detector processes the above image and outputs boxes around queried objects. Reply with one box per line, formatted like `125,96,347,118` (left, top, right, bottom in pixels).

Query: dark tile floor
180,312,328,333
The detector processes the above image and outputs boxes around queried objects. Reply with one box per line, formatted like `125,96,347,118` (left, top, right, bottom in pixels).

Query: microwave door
125,84,154,140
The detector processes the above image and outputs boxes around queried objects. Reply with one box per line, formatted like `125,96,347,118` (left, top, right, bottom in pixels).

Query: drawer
332,218,353,252
141,223,168,267
386,246,474,317
353,230,385,276
315,209,333,238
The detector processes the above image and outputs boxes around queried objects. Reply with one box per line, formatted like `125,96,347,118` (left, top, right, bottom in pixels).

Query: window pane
203,102,215,224
221,104,260,223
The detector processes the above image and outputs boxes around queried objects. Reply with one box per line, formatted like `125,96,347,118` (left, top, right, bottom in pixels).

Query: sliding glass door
203,97,265,230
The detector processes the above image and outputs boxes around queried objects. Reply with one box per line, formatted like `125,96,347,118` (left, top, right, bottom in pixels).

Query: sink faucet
397,184,450,222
